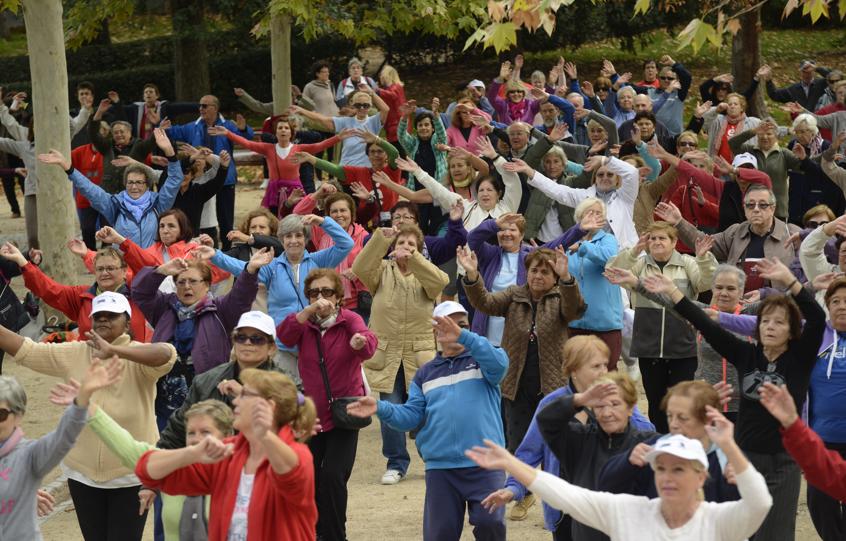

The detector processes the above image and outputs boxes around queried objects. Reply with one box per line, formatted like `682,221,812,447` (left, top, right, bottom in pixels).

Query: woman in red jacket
136,368,318,541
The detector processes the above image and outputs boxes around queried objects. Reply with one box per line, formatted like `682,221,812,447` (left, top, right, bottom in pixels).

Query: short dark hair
390,201,419,222
304,268,344,301
311,60,331,78
634,111,657,125
414,112,435,130
643,59,657,69
157,208,193,243
324,192,357,224
77,81,95,93
143,83,160,96
825,276,846,307
475,175,504,200
754,295,803,343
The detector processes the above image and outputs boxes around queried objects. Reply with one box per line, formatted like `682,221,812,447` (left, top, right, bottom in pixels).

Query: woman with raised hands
136,369,318,541
0,242,150,342
467,406,771,541
506,154,639,248
640,258,825,541
39,128,183,249
131,249,271,428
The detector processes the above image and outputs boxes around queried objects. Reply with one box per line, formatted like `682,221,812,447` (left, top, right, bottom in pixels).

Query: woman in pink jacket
446,95,492,155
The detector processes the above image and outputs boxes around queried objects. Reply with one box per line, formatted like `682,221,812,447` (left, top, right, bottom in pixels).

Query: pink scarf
0,427,24,459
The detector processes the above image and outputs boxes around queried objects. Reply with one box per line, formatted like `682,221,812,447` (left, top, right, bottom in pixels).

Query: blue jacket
376,329,508,470
68,159,183,248
504,384,654,532
166,116,254,186
566,230,623,331
209,216,353,351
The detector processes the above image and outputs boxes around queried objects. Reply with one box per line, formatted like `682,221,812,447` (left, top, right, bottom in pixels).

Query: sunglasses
744,202,773,210
806,220,830,228
660,76,676,81
596,87,610,92
352,103,371,109
233,333,270,345
0,408,14,422
307,287,337,299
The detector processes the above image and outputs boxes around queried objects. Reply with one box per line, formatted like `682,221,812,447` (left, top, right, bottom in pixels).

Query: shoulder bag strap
314,330,334,403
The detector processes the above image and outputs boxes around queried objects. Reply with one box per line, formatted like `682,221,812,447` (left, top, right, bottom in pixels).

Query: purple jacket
277,309,377,432
467,220,586,335
131,266,258,374
487,80,542,124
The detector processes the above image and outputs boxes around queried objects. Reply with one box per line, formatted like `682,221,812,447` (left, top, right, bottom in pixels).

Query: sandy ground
0,180,821,540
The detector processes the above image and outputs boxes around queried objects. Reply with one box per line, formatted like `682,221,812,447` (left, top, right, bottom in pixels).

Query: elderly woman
488,62,547,125
352,224,449,486
703,93,761,161
209,213,353,384
39,128,183,249
132,250,270,428
483,335,654,529
459,245,585,454
606,222,717,433
0,358,118,540
278,268,377,541
0,243,150,341
644,257,825,541
468,415,771,541
508,155,639,248
0,291,176,540
136,369,318,541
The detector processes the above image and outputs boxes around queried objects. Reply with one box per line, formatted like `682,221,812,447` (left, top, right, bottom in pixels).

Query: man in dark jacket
761,60,832,111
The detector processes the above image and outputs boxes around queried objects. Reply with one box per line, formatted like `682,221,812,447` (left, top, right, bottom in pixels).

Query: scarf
808,135,824,158
506,99,529,122
0,427,24,459
172,297,209,359
119,190,152,222
314,311,338,336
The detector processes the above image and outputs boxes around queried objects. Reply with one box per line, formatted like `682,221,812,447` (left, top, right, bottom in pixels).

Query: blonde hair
380,65,403,87
561,335,610,377
240,369,317,442
573,197,606,221
591,371,638,408
185,399,235,438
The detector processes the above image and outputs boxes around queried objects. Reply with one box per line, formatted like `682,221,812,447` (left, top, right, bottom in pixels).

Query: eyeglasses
238,388,264,399
0,408,14,422
233,333,270,345
596,87,610,92
176,278,206,287
507,90,525,94
306,287,337,299
126,180,147,186
677,141,697,148
95,266,122,274
660,76,676,81
744,202,774,210
392,214,415,223
806,220,830,228
352,103,371,109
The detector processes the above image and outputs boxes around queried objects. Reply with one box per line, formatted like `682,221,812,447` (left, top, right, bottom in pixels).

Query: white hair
792,113,819,136
574,197,606,221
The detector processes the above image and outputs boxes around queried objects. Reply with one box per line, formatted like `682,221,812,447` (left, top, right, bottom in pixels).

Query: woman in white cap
467,407,772,541
0,291,177,541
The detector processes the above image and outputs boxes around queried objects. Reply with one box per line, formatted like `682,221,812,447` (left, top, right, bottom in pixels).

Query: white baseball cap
732,152,758,169
90,291,132,317
468,79,486,90
645,434,709,470
235,311,276,336
433,301,468,319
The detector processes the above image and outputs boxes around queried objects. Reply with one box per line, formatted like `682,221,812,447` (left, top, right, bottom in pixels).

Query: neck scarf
172,297,208,359
119,190,152,222
506,99,528,122
0,427,24,459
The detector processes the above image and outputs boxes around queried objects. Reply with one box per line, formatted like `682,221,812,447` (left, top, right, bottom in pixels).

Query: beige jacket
634,165,678,235
675,217,799,267
352,229,450,393
13,336,175,482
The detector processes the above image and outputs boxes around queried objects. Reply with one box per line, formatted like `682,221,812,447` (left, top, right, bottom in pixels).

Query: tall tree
171,0,211,100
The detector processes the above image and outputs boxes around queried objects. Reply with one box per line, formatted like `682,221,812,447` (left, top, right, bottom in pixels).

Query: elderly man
729,119,803,221
656,185,800,280
165,95,254,249
760,60,833,111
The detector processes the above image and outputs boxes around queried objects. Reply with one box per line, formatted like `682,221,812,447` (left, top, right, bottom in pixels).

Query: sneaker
625,358,641,381
380,469,404,485
508,493,536,521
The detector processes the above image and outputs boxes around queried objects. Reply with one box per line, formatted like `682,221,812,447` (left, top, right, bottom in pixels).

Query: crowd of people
1,49,846,541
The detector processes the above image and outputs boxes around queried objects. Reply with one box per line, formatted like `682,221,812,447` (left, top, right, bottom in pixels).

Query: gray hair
277,214,311,244
123,164,155,188
543,145,567,165
530,70,546,84
111,120,132,132
744,184,776,204
0,376,27,415
792,113,819,136
617,86,636,100
574,197,606,221
713,264,746,289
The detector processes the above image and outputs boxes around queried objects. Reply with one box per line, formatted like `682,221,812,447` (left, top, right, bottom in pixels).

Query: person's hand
513,53,524,71
714,73,734,84
502,158,534,177
225,230,251,246
390,244,414,264
723,462,737,485
251,396,274,440
715,102,729,115
563,61,578,80
233,87,246,97
573,107,590,122
470,114,492,131
0,242,26,267
646,138,671,160
758,382,799,428
659,55,675,66
704,405,735,449
291,150,317,166
629,123,642,146
36,489,55,517
301,214,325,227
582,155,607,172
449,199,465,221
13,167,26,178
235,114,248,132
782,231,802,251
157,257,191,276
703,307,720,321
495,212,522,231
755,64,771,81
654,201,682,225
434,314,465,343
394,156,421,173
197,233,215,247
617,72,632,85
791,142,807,161
346,395,377,418
574,382,619,408
246,247,274,273
38,149,71,171
431,97,440,113
812,271,841,292
153,128,175,157
379,226,399,239
48,378,80,407
206,125,228,137
347,181,370,201
138,488,155,516
66,238,88,259
694,234,713,258
553,245,570,280
529,87,549,101
456,245,479,276
95,226,126,245
189,435,235,465
315,182,338,198
713,155,733,176
667,79,682,93
349,333,367,351
602,59,617,75
216,378,244,398
398,101,414,117
351,128,379,144
712,381,734,408
694,100,712,119
628,442,653,467
93,98,112,120
475,136,498,159
754,257,796,288
755,120,779,136
466,439,516,471
579,211,606,233
741,289,761,304
603,267,638,288
286,187,305,208
641,273,678,295
27,248,42,266
145,106,161,126
548,122,569,142
581,80,595,98
219,149,231,168
480,489,515,513
158,117,172,130
110,155,140,169
499,61,513,81
85,330,122,360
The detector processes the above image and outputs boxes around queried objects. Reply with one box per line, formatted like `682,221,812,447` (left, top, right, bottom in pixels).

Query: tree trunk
270,13,292,114
21,0,78,299
731,7,767,118
172,0,210,101
91,18,111,45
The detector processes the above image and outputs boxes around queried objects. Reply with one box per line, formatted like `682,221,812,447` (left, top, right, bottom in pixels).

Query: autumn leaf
802,0,830,23
488,0,506,22
726,18,741,36
633,0,651,16
782,0,800,18
541,9,556,35
841,0,846,20
676,18,721,53
487,21,519,52
513,5,542,30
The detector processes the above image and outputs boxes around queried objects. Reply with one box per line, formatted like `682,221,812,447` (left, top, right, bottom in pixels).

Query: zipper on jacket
659,306,666,358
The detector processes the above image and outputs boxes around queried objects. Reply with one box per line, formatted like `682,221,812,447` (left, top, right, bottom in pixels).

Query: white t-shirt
538,207,565,243
227,471,256,541
333,114,382,167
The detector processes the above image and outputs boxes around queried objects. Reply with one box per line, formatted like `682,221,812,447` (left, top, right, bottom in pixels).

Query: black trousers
215,184,235,250
310,427,359,541
639,356,698,434
504,388,543,453
746,450,801,541
2,174,23,214
808,442,846,541
68,479,148,541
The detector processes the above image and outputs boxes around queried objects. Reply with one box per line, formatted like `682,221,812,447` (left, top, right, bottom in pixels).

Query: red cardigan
136,425,316,541
225,131,339,182
782,418,846,501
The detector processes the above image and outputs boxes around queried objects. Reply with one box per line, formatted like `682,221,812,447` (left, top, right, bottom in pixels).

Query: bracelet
786,279,799,291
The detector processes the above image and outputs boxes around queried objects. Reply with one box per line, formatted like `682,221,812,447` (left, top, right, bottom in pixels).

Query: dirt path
0,182,819,540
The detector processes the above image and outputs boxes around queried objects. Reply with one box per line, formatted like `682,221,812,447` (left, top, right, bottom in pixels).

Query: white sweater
528,467,771,541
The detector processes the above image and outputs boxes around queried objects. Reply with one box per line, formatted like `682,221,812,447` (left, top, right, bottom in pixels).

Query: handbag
315,331,372,430
0,280,29,332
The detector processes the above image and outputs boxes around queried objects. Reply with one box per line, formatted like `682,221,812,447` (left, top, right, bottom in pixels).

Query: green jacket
728,130,802,219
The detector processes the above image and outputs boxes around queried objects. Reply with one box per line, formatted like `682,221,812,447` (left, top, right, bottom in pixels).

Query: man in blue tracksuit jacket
348,300,509,541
